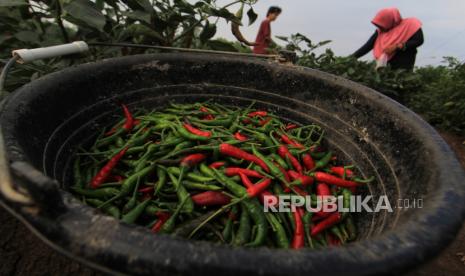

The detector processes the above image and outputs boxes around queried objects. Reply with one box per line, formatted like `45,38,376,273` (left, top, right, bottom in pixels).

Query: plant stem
55,0,70,43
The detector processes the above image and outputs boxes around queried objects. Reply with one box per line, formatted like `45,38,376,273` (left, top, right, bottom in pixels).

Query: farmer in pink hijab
352,8,424,70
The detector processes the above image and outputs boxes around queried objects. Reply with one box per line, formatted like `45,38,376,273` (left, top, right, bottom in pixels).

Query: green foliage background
1,1,463,135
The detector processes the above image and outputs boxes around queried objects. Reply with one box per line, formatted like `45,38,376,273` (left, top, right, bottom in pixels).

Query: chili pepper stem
188,195,246,239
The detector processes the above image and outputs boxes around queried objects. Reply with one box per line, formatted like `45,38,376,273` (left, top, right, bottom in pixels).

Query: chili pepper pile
71,102,373,249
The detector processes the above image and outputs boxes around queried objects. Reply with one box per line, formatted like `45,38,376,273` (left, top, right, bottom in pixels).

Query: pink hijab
372,8,422,60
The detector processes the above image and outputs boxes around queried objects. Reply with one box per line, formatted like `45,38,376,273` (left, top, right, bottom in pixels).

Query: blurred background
212,0,465,66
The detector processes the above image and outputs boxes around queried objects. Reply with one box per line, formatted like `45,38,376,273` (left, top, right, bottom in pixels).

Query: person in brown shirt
253,6,282,54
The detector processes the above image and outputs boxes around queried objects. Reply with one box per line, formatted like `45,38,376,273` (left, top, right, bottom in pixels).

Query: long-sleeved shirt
253,20,271,54
353,28,424,70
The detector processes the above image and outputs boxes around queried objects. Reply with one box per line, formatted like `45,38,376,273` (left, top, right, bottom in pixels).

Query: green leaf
443,102,455,107
122,10,151,24
275,36,289,42
123,0,153,12
199,20,216,43
63,0,106,31
206,39,237,52
121,24,165,43
246,7,258,26
133,0,153,13
14,30,40,43
0,0,28,7
317,40,332,47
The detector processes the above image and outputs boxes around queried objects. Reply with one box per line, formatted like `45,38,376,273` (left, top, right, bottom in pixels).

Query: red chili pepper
258,117,272,126
293,186,309,196
330,167,355,179
312,172,358,188
248,110,267,117
311,212,342,236
199,106,209,113
191,191,231,206
327,233,341,246
239,173,278,206
285,123,298,131
313,210,333,219
291,208,305,249
90,147,128,189
209,161,226,169
246,178,272,198
219,144,270,172
121,104,135,132
183,123,212,137
225,167,263,178
278,145,303,173
287,170,314,186
138,186,154,194
105,127,117,136
276,163,291,193
302,154,315,170
316,183,331,196
314,183,334,219
234,132,248,141
151,211,170,233
203,114,215,120
242,118,252,124
280,133,305,149
180,153,207,167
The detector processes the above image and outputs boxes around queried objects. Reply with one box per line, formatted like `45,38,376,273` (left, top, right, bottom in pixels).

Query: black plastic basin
0,53,464,275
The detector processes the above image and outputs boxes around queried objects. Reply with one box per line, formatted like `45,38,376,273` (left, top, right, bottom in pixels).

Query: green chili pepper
330,226,345,243
116,137,125,148
160,197,189,233
134,144,159,172
302,211,314,248
342,188,352,218
200,163,215,177
346,216,357,241
122,176,141,214
167,171,194,213
145,204,168,216
314,151,333,169
183,181,222,191
243,199,268,247
122,199,151,224
266,212,289,248
71,187,119,199
251,145,287,185
211,169,247,198
234,204,251,246
86,199,120,219
154,166,167,196
168,166,215,182
339,223,349,241
269,153,288,170
190,117,234,127
222,206,238,243
120,164,156,196
174,140,195,152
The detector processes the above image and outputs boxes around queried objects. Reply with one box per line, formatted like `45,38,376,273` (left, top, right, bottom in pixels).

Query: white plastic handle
12,41,89,64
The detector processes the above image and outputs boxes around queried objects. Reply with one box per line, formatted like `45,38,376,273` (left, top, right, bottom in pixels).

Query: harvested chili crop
71,101,373,249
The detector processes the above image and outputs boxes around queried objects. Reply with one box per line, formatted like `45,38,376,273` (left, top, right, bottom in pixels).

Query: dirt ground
0,132,464,276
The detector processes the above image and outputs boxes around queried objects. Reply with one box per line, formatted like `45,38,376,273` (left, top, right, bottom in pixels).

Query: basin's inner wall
1,54,433,242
